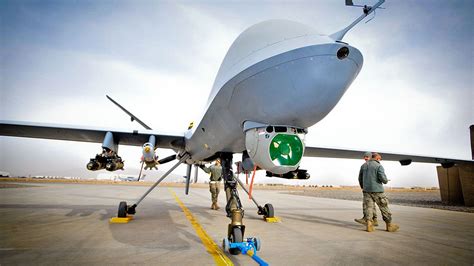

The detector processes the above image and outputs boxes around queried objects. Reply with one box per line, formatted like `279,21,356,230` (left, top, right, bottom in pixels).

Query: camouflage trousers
209,182,220,203
363,192,392,223
362,196,378,220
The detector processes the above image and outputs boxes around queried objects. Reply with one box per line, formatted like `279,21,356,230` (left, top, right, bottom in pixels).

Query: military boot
373,218,379,226
366,220,374,232
354,218,367,225
211,203,216,210
386,222,400,232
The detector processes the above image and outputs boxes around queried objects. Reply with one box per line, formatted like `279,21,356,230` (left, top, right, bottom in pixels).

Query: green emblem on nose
269,134,303,166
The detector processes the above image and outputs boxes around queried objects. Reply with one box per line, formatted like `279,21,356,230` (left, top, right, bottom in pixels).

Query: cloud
1,1,472,187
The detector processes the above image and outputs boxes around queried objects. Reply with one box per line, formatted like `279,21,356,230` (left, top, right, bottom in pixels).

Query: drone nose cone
225,42,363,128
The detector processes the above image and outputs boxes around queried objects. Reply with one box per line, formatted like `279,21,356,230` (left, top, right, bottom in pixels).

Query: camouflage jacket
201,165,223,182
358,160,388,192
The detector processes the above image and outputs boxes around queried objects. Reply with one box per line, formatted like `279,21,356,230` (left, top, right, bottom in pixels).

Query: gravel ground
287,189,474,213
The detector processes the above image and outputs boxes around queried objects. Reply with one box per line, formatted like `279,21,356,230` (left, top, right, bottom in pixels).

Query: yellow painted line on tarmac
169,188,233,266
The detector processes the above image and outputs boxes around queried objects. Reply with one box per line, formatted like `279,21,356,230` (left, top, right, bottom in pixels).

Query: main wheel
229,227,243,255
118,201,127,217
264,203,274,218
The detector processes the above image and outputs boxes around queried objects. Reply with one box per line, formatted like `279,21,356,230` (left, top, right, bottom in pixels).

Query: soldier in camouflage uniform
200,159,223,210
358,153,399,232
355,152,379,226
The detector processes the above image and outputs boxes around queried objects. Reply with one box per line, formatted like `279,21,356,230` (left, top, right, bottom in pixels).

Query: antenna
365,9,377,23
330,0,385,41
346,0,385,14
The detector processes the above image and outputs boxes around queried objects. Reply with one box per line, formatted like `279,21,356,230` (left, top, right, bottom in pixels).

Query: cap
363,152,372,157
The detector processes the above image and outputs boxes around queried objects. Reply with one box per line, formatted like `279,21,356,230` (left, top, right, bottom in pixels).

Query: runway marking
169,189,233,266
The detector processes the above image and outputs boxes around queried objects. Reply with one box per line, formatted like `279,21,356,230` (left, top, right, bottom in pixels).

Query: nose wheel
228,226,244,255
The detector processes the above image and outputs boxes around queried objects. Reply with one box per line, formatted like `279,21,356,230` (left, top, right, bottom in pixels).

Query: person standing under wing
355,152,379,226
200,159,223,210
359,153,400,232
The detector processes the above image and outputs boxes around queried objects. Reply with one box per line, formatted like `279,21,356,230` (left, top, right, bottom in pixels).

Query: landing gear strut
116,153,190,218
220,152,246,255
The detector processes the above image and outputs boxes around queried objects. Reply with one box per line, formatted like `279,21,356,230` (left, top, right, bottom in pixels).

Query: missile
87,160,105,171
142,143,156,162
86,154,107,171
142,141,159,170
106,159,124,171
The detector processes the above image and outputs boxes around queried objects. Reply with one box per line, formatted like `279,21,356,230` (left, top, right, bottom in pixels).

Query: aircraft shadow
278,211,363,230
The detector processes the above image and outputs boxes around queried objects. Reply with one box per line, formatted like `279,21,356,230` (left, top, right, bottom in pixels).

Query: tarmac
1,182,473,265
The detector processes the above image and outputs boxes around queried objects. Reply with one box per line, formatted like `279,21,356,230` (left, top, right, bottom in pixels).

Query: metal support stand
235,174,261,208
125,153,190,215
235,175,274,219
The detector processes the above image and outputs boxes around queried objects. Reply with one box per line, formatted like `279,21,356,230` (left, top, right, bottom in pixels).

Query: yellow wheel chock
264,216,281,223
109,215,134,224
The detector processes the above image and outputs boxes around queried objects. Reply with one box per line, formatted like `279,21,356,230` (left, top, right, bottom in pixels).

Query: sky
1,0,473,187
